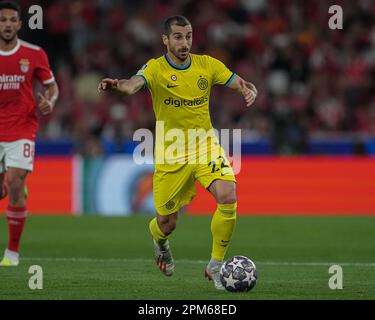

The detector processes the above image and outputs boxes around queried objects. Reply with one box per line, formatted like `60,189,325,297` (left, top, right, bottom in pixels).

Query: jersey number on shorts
23,143,34,159
208,156,230,176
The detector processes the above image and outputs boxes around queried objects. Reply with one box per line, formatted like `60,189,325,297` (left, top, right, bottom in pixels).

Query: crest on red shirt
19,58,30,73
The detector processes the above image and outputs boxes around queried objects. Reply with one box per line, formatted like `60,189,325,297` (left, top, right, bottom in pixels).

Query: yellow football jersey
135,53,236,165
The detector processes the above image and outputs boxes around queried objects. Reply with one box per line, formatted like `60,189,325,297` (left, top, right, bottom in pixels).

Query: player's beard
171,47,190,63
0,29,17,44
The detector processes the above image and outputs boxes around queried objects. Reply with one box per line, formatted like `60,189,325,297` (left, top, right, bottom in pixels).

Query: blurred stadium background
1,0,373,216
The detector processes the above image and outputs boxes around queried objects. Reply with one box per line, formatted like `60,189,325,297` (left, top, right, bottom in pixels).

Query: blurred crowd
17,0,375,154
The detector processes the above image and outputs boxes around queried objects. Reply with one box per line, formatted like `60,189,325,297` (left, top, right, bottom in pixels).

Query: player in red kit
0,1,59,266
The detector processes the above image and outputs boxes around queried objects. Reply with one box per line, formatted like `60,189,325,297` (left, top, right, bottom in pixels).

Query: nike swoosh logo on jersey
167,84,179,88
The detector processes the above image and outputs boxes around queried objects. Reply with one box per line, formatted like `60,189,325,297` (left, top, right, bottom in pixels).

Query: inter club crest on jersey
19,58,30,73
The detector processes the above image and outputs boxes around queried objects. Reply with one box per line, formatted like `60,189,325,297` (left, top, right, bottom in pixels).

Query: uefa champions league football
220,256,257,292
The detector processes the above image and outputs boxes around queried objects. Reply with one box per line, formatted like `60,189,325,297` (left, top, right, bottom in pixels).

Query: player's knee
6,176,26,202
210,180,237,204
217,185,237,204
220,194,236,204
160,221,176,236
158,213,178,235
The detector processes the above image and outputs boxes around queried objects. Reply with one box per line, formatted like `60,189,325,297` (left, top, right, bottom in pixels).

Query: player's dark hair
164,15,191,36
0,1,21,18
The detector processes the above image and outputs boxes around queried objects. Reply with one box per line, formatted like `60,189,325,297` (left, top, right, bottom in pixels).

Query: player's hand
98,78,119,92
38,92,53,115
240,81,257,107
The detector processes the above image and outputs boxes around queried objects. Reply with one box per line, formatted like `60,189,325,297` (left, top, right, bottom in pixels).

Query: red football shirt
0,39,55,142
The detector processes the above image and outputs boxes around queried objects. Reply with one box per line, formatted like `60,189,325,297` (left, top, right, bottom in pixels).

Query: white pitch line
20,257,375,267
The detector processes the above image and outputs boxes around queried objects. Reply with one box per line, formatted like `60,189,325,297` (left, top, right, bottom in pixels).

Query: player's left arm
35,48,59,115
38,81,59,115
227,75,257,107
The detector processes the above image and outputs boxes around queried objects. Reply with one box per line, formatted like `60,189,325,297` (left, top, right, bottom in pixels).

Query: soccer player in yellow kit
98,16,257,290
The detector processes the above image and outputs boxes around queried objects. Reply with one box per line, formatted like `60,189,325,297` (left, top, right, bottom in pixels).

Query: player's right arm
97,76,145,96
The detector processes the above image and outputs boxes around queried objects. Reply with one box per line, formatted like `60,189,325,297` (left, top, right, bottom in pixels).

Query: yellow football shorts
153,145,236,216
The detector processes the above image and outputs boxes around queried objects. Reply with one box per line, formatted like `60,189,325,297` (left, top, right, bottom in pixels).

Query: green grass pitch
0,214,374,299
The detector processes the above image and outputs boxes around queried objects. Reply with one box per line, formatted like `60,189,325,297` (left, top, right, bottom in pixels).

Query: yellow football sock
210,202,237,261
149,217,168,245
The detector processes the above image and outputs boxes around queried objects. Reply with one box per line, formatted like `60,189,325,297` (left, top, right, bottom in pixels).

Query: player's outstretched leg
205,181,237,290
0,169,28,267
149,213,177,276
205,203,237,290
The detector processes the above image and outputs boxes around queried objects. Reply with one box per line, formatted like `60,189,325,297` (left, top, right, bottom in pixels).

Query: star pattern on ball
231,257,244,269
224,270,238,290
249,270,256,279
